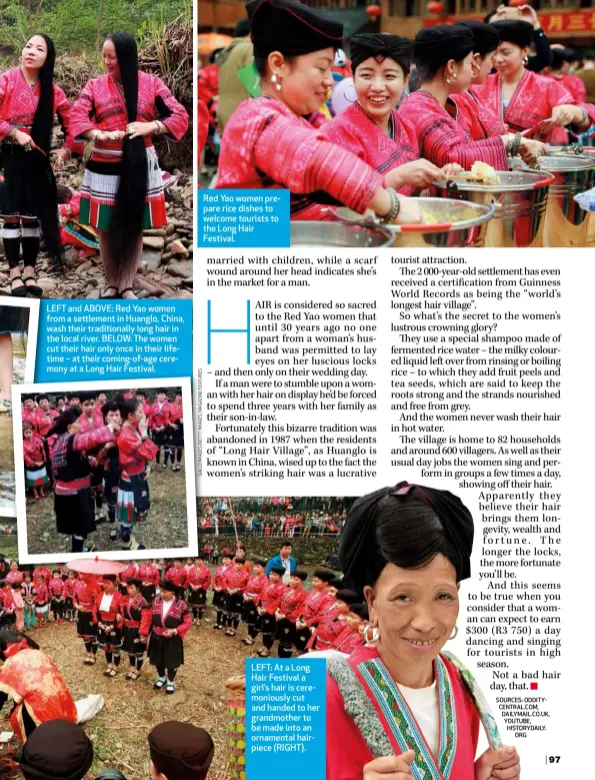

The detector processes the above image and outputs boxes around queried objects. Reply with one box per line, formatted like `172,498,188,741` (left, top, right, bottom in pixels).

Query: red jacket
165,567,189,589
119,563,139,585
117,425,158,477
94,589,126,624
123,594,151,636
33,566,52,585
63,578,78,597
279,586,307,623
333,623,365,654
149,401,171,429
23,436,46,468
138,564,160,587
245,573,267,604
169,401,183,426
259,581,287,615
74,579,100,612
49,580,66,598
301,589,332,627
33,583,49,605
150,597,192,638
35,408,58,437
188,565,211,589
225,568,249,593
214,564,233,591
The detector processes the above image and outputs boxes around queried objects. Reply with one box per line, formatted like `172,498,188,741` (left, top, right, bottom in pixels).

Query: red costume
119,563,140,587
320,103,420,196
225,568,249,593
214,563,233,592
0,68,75,144
279,586,307,623
198,63,219,106
165,566,189,589
34,408,58,437
33,566,51,585
301,589,332,627
217,96,384,219
123,594,151,636
451,91,506,140
549,73,587,104
0,645,77,743
5,570,23,585
259,581,287,615
198,99,210,159
69,73,188,230
33,583,49,605
398,90,508,170
138,563,160,587
472,70,595,143
94,589,126,624
188,564,211,590
332,623,365,654
49,579,66,598
149,400,171,430
117,426,158,477
326,646,480,780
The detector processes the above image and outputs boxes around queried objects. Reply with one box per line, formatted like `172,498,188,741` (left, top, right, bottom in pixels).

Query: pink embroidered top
0,67,74,143
217,97,384,218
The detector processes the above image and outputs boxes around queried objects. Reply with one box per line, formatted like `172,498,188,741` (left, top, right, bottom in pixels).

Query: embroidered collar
358,654,457,780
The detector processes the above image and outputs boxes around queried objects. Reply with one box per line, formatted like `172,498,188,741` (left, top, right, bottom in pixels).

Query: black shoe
23,276,43,298
154,679,166,690
10,276,28,297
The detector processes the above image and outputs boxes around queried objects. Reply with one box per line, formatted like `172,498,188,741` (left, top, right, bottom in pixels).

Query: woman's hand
126,121,157,140
93,130,125,143
139,418,149,438
475,746,520,780
363,750,416,779
108,421,121,435
14,129,33,148
385,160,445,190
518,4,540,29
551,104,584,127
440,163,463,178
394,196,422,226
518,138,546,165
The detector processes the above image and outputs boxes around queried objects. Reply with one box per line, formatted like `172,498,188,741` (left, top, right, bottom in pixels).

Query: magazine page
0,1,593,780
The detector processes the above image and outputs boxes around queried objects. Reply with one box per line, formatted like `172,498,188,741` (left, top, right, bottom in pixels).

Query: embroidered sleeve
0,72,14,140
140,603,152,636
253,112,383,214
417,115,508,170
117,429,159,461
153,75,189,141
176,603,192,638
23,443,37,468
72,425,115,453
69,79,97,140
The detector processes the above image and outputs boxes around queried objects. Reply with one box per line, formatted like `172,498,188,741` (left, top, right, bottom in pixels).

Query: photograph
12,378,197,562
0,0,193,300
0,299,39,515
198,0,595,248
0,496,354,779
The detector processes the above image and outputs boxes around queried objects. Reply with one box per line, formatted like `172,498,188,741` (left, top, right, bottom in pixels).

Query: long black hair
25,33,61,259
107,32,148,260
29,33,56,153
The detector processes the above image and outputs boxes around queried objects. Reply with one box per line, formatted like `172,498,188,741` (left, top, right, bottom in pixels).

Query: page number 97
547,757,561,764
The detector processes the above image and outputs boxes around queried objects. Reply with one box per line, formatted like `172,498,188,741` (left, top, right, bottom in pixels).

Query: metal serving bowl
537,156,595,247
435,171,554,248
331,197,495,248
290,220,393,247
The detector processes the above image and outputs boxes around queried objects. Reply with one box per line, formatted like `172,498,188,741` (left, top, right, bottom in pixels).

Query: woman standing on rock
70,32,188,300
0,34,73,297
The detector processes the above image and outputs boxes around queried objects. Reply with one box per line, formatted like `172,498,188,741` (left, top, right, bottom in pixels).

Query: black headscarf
106,32,148,263
247,0,343,60
457,20,500,56
149,721,215,780
339,481,474,592
47,406,82,436
24,33,61,261
350,34,413,75
491,20,533,50
19,720,93,780
414,24,475,81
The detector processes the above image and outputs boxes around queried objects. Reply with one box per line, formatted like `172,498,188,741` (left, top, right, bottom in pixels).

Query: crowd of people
199,503,348,537
21,387,185,551
198,0,595,227
1,31,188,300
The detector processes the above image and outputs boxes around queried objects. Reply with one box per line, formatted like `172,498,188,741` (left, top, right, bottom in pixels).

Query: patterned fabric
117,424,158,475
320,103,419,196
548,73,586,104
0,647,77,742
226,568,249,592
149,400,171,428
165,567,189,588
451,91,506,141
217,96,384,218
279,586,307,623
398,90,508,170
188,564,211,589
151,596,192,638
472,70,595,143
245,573,267,603
333,624,364,653
123,593,151,634
358,655,456,780
259,581,287,615
302,589,332,627
139,564,160,586
23,437,45,468
0,67,75,144
70,72,187,230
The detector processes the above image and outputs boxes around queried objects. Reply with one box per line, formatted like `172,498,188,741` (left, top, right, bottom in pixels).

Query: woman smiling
217,0,421,225
320,35,460,196
326,482,520,780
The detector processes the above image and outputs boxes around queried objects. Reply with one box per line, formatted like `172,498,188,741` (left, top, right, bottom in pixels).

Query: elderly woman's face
364,554,459,663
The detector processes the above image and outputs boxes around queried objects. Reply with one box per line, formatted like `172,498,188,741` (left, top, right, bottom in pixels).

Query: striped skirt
117,472,151,527
79,146,167,231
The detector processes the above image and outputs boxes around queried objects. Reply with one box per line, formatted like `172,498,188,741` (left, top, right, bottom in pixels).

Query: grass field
0,606,258,779
25,462,190,555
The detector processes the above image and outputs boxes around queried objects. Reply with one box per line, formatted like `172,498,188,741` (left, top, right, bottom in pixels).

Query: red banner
423,11,595,34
